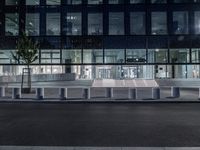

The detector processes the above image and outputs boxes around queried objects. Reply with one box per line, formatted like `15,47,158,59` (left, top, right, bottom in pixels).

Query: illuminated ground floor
1,64,200,79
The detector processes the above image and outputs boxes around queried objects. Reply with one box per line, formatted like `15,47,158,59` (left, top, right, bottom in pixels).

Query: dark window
130,12,146,35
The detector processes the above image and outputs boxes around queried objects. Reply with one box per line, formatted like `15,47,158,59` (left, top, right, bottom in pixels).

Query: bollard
12,88,21,99
152,87,160,99
128,88,137,100
106,88,113,98
0,87,5,97
83,88,91,99
36,88,44,100
171,87,180,98
59,88,67,100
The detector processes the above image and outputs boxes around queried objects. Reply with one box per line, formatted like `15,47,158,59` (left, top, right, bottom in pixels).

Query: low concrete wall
0,73,76,83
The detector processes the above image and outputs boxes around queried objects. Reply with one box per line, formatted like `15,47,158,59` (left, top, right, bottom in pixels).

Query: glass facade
1,0,200,79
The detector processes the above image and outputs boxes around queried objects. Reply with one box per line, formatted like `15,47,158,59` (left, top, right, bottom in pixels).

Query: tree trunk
27,65,31,93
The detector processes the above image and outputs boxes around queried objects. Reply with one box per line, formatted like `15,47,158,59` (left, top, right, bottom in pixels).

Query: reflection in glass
62,49,82,64
46,13,60,35
173,11,188,34
26,13,40,36
130,12,145,35
192,49,200,63
88,13,103,35
170,49,189,63
46,0,60,5
109,0,123,4
195,11,200,34
5,0,18,5
88,0,103,4
64,13,82,35
0,50,14,64
148,49,168,63
104,49,125,63
5,13,19,36
126,49,146,63
41,49,60,64
83,49,103,63
130,0,145,3
151,12,167,35
26,0,40,5
109,12,124,35
67,0,82,4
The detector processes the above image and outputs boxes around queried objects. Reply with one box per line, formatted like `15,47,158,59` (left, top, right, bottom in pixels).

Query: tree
11,33,39,93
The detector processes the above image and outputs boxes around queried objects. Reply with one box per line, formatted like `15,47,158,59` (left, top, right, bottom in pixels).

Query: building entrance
123,66,141,79
98,68,111,79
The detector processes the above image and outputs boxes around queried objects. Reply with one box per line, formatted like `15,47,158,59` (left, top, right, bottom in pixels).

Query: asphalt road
0,103,200,147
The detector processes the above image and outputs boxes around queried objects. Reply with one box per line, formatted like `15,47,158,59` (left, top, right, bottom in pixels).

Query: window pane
67,0,82,4
5,13,19,36
64,13,82,35
109,0,123,4
46,0,60,5
130,0,145,4
148,49,168,63
192,49,200,63
26,0,40,5
46,13,60,35
83,49,103,63
88,0,103,4
88,13,103,35
0,50,14,64
5,0,18,5
109,12,124,35
173,11,188,34
126,49,146,63
130,12,145,35
41,49,60,64
62,49,82,64
105,49,125,63
195,11,200,34
170,49,189,63
151,0,166,3
151,12,167,35
26,13,40,36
